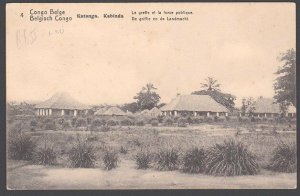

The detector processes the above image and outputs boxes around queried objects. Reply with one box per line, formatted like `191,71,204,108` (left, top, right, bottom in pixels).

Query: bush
92,118,106,127
71,118,77,127
8,133,36,160
107,119,118,126
151,119,159,127
68,138,96,168
76,118,87,127
136,120,145,126
45,122,56,130
33,145,57,165
119,146,128,154
204,116,213,123
182,147,206,173
204,139,259,176
192,116,204,124
103,150,119,170
268,142,296,173
155,148,179,171
177,117,188,127
62,121,70,129
120,118,134,126
163,117,174,126
30,120,38,127
136,150,152,169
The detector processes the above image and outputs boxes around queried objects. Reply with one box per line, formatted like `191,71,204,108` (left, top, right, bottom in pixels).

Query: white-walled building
35,92,90,116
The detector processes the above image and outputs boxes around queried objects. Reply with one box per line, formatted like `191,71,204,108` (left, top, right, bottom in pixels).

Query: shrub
182,147,206,173
8,133,36,160
68,138,96,168
103,150,119,170
75,118,87,127
30,120,38,127
151,119,159,127
205,116,213,123
192,116,204,124
163,117,174,126
119,146,128,154
107,119,118,126
155,148,179,171
136,120,145,126
33,145,57,165
91,119,106,127
120,118,134,126
204,140,259,176
177,117,188,127
71,118,77,127
45,122,56,130
136,150,152,169
62,121,70,129
268,142,296,173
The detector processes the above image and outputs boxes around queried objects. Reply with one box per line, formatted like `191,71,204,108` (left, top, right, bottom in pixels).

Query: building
35,92,90,116
245,97,296,118
161,95,229,117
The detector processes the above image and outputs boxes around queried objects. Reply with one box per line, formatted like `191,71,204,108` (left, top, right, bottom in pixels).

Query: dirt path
7,160,296,189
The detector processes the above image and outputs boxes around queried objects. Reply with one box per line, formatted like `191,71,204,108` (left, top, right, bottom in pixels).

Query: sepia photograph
6,3,296,189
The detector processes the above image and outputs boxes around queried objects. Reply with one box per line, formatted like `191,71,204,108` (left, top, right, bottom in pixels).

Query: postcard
6,3,296,189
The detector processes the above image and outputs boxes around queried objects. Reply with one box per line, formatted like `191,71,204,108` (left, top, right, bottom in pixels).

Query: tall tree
192,77,236,110
200,77,221,91
134,83,161,110
274,48,296,107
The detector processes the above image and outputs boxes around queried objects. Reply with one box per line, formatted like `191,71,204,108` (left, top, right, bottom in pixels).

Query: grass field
7,122,297,189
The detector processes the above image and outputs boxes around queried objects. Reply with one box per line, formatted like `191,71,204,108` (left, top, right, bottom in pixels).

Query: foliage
136,150,152,169
136,120,145,126
163,117,174,126
268,142,296,173
68,137,96,168
121,102,139,113
274,48,296,107
119,146,128,154
155,148,179,171
45,122,56,130
33,138,57,165
102,149,119,170
204,139,259,176
75,118,87,127
150,119,159,127
8,133,36,160
182,147,206,173
177,117,188,127
134,83,161,110
120,118,134,126
107,119,118,126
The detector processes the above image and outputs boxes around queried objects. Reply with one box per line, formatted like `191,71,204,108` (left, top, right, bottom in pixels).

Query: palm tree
142,83,157,93
200,77,221,91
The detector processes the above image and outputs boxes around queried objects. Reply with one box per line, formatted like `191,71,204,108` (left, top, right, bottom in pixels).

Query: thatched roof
149,107,162,116
94,107,108,115
246,98,280,114
161,95,229,113
35,92,90,110
102,107,126,116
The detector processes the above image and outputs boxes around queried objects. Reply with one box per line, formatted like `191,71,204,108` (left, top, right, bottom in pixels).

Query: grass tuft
268,142,296,173
204,139,259,176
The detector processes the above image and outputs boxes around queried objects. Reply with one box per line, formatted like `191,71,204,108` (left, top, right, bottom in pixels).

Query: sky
7,3,295,107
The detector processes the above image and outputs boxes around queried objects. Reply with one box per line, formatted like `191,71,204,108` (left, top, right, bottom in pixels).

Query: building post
225,113,228,117
74,110,77,116
61,109,65,116
239,113,242,117
174,111,177,116
49,109,52,115
42,109,45,116
216,112,219,117
46,109,49,116
258,114,260,118
265,113,267,118
194,111,197,117
207,112,210,117
169,111,172,116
